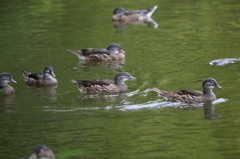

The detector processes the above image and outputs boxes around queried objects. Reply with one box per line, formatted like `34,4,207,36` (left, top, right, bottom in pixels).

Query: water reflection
39,85,58,103
112,17,159,29
0,94,15,113
203,102,217,120
77,92,129,104
74,59,125,70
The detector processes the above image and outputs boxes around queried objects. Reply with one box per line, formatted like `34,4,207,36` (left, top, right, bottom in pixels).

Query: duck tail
146,6,158,18
67,49,86,60
21,70,29,78
152,88,164,96
70,79,78,85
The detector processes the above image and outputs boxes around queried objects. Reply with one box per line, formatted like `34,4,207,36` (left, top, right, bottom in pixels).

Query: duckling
0,72,17,95
21,66,58,86
71,72,136,93
19,145,55,159
67,43,125,61
112,6,158,21
153,78,222,103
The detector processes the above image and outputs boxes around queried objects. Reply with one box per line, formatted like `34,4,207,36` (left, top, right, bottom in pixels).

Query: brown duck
19,145,55,159
71,72,136,93
153,78,222,103
112,6,158,21
0,73,17,95
67,43,125,61
21,66,58,86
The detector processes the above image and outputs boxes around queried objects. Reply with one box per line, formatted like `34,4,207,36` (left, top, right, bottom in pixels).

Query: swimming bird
19,145,55,159
21,66,58,86
67,43,125,61
112,6,158,21
71,72,136,93
152,78,222,103
0,72,17,95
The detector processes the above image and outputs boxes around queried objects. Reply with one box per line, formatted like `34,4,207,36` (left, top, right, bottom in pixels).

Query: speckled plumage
71,72,136,93
19,145,55,159
21,66,58,86
112,6,158,21
67,44,125,61
0,73,17,96
153,78,222,103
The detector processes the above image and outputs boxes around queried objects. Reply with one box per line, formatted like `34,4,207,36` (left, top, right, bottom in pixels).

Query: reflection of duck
67,44,125,61
0,73,17,96
112,6,158,21
71,72,136,93
41,85,58,103
112,17,158,29
204,102,217,120
21,66,58,86
20,145,55,159
153,78,222,103
75,58,125,70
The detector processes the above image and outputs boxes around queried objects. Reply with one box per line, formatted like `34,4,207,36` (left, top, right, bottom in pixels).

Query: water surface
1,0,240,158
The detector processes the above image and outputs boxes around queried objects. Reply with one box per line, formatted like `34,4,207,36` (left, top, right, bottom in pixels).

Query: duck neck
43,73,53,79
115,79,125,85
0,81,7,88
203,87,213,95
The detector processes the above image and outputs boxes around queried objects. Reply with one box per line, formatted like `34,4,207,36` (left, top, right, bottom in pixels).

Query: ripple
209,58,240,66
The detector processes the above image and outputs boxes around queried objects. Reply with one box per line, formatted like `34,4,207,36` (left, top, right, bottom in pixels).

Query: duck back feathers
71,72,136,93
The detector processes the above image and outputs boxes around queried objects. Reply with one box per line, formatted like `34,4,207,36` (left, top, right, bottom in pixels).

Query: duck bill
10,79,17,83
50,72,56,77
216,84,222,89
120,49,125,54
129,76,136,80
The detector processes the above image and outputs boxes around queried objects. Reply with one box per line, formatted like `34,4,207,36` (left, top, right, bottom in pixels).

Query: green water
1,0,240,158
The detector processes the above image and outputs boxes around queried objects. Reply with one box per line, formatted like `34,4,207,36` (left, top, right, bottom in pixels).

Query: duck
152,78,222,103
19,145,55,159
21,66,58,86
112,6,158,21
0,72,17,95
71,72,136,93
67,43,125,61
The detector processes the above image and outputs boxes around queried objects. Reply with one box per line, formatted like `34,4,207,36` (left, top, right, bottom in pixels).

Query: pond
1,0,240,158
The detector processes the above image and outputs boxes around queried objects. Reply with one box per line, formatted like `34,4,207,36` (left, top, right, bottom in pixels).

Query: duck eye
46,69,49,72
5,76,9,79
124,74,127,76
209,81,213,84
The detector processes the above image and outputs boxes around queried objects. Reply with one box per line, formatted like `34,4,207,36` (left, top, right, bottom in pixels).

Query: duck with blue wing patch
21,66,58,87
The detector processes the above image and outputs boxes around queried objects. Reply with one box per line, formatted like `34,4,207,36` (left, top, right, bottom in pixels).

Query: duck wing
81,48,111,55
78,79,114,87
176,89,203,96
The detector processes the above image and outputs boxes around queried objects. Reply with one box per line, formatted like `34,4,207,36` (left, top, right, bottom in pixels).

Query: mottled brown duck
153,78,222,103
67,43,125,61
71,72,136,93
19,145,55,159
21,66,58,86
0,72,17,95
112,6,158,21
